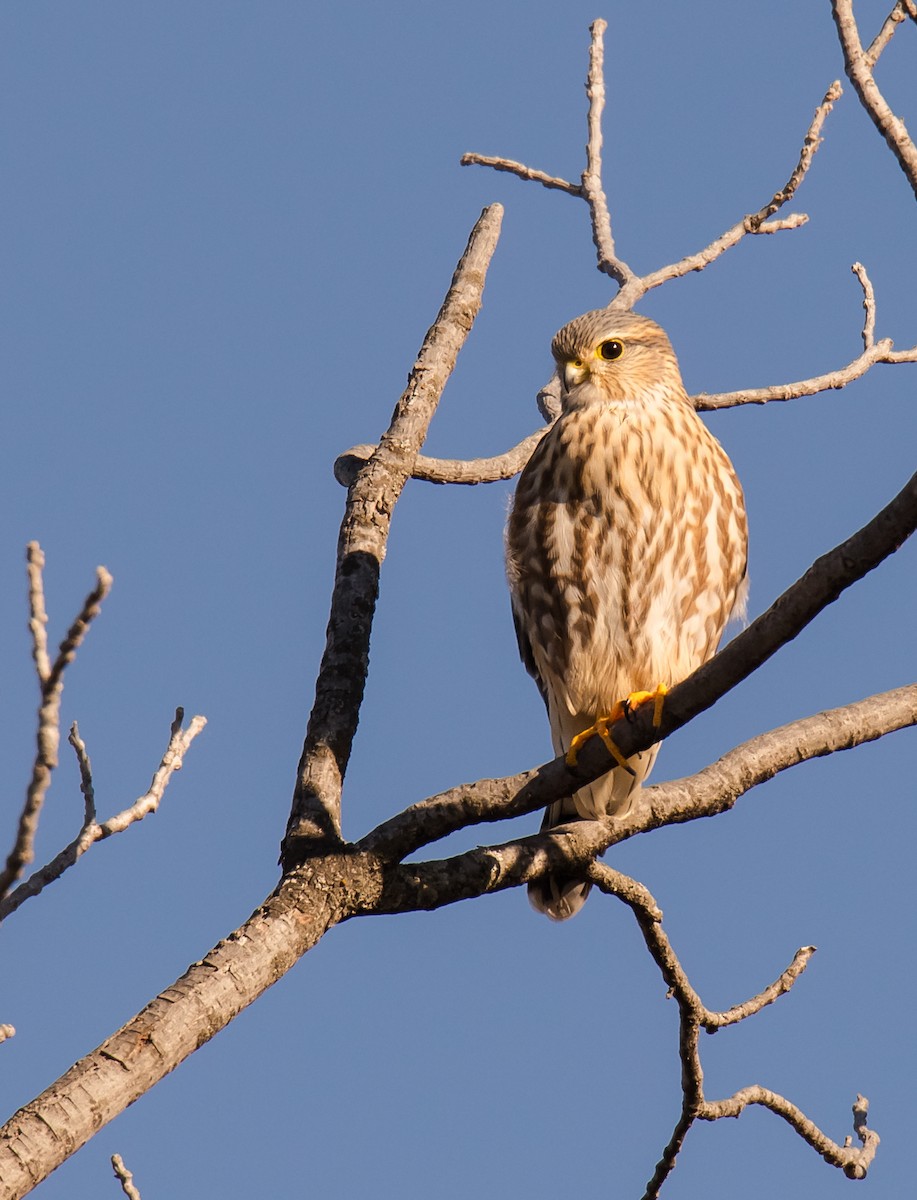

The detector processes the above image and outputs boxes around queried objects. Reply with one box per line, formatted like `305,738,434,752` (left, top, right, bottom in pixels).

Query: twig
694,333,917,409
584,866,827,1196
69,723,97,826
281,204,504,866
26,544,51,684
614,80,843,310
703,947,817,1030
333,427,549,488
336,315,916,490
581,20,634,286
851,261,877,348
865,0,915,67
458,154,579,195
0,547,113,901
111,1154,142,1200
700,1089,879,1180
832,0,917,201
0,709,206,921
463,22,839,308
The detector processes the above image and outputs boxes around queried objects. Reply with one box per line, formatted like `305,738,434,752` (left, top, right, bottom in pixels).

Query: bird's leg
622,682,668,728
565,684,668,771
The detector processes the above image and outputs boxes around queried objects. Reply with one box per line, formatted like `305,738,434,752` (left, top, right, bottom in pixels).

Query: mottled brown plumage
506,310,748,919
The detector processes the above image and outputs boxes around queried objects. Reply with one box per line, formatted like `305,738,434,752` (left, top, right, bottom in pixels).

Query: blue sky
1,3,915,1197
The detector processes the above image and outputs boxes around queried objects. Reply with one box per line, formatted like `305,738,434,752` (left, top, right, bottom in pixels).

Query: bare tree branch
865,0,916,67
832,0,917,200
111,1155,142,1200
0,710,206,922
584,865,825,1196
613,80,842,311
463,24,838,309
4,14,913,1196
364,681,917,866
371,684,917,915
694,334,917,410
335,262,915,487
700,1090,879,1180
282,204,504,864
0,851,382,1199
333,427,549,489
581,20,634,287
0,546,113,900
459,154,578,194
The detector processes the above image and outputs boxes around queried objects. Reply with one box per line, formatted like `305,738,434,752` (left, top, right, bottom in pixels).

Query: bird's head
551,309,685,410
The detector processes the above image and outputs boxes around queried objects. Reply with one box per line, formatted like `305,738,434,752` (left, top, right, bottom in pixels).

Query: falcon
506,309,748,920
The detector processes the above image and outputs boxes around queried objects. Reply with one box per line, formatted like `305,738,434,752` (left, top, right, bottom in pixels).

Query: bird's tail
528,744,659,921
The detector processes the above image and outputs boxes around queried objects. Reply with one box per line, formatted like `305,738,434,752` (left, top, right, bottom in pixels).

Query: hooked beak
562,360,587,391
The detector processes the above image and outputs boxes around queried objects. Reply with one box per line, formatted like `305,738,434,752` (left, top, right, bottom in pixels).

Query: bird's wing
510,594,548,707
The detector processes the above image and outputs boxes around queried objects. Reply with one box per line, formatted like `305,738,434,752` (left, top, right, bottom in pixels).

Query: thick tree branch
370,683,917,914
832,0,917,200
0,852,384,1200
362,457,917,860
282,204,503,863
3,683,911,1194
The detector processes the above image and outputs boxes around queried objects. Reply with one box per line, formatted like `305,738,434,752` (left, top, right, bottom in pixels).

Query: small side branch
700,1089,879,1180
586,864,873,1195
614,80,842,310
865,0,917,67
581,20,634,286
0,709,206,922
111,1155,142,1200
463,22,837,307
832,0,917,201
335,266,914,488
333,427,549,488
0,546,113,901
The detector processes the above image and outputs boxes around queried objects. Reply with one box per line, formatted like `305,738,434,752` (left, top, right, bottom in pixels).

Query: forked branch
832,0,917,200
584,865,874,1197
0,709,207,922
463,22,836,308
0,545,112,900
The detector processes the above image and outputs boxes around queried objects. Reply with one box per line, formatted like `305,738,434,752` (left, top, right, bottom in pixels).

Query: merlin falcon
506,309,748,920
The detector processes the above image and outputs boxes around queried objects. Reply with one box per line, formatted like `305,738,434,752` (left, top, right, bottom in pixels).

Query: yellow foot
622,682,669,729
565,701,630,770
564,684,669,771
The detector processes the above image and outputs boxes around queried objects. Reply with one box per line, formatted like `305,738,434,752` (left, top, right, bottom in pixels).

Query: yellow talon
565,684,669,771
565,701,629,770
622,682,669,728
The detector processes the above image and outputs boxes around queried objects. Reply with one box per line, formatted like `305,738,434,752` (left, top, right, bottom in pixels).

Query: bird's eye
597,339,624,361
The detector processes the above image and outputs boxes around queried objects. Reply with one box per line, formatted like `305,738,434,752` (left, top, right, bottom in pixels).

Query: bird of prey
506,309,748,920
